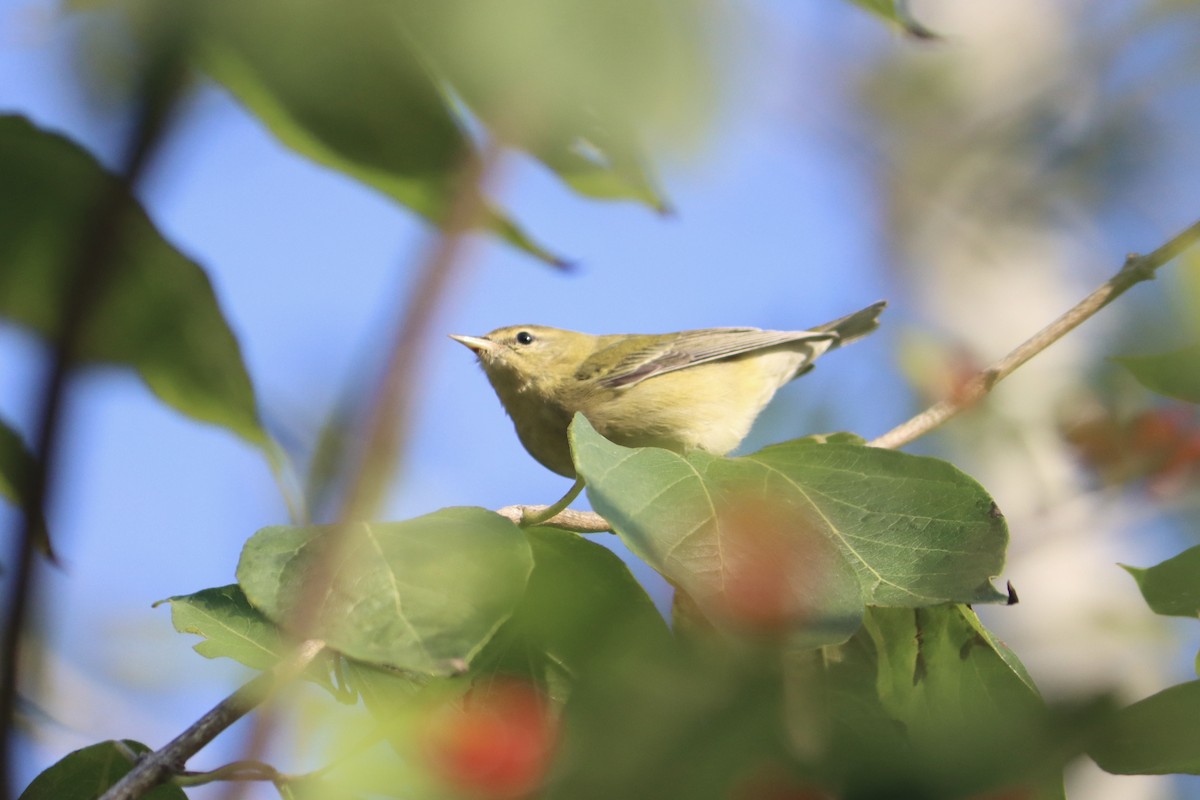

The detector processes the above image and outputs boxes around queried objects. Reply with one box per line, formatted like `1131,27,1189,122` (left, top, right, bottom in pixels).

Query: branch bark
98,639,326,800
495,504,612,533
869,218,1200,450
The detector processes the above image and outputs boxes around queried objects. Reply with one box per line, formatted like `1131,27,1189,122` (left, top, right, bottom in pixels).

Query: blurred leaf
547,640,785,800
473,527,669,690
18,740,186,800
72,0,567,265
0,417,55,559
1090,680,1200,775
395,0,717,208
1123,546,1200,618
156,584,340,691
1114,345,1200,403
570,415,1008,647
0,418,33,509
848,0,938,38
237,508,534,675
0,115,266,447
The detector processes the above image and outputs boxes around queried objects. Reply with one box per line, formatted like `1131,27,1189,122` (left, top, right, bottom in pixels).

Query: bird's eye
515,331,535,345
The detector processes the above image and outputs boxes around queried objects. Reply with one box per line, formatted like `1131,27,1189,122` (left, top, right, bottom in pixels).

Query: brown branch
495,505,612,533
869,218,1200,450
98,639,325,800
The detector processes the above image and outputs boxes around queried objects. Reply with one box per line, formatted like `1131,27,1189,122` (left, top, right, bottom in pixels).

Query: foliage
5,1,1200,799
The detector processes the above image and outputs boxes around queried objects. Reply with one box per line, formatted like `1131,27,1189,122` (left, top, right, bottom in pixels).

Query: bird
451,300,886,477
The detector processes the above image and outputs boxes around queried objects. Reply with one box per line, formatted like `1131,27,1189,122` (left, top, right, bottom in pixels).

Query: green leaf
1114,344,1200,403
1123,545,1200,618
547,640,786,800
570,414,1008,646
237,508,534,675
18,740,186,800
71,0,566,266
392,0,717,210
818,606,1080,799
0,115,266,447
473,527,669,688
1090,680,1200,775
865,606,1044,737
155,584,338,691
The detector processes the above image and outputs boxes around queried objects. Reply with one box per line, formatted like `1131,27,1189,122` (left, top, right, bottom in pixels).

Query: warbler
451,301,886,477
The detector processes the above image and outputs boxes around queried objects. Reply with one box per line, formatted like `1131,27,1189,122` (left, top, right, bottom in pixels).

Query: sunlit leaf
237,508,534,675
17,740,186,800
1114,345,1200,403
0,115,266,447
1090,680,1200,775
570,414,1008,646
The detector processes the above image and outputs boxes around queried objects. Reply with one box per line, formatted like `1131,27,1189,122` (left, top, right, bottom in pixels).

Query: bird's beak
449,334,497,356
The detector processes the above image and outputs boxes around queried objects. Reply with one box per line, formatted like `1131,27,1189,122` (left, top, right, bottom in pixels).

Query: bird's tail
815,300,887,346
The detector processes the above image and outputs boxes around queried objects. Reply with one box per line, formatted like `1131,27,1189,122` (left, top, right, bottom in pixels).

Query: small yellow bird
451,301,886,477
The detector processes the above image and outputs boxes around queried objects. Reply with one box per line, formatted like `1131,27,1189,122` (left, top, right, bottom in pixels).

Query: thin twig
869,218,1200,450
495,505,612,533
98,639,326,800
0,58,185,798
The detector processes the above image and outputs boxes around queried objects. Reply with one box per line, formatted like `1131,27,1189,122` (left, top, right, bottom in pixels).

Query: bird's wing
595,328,835,389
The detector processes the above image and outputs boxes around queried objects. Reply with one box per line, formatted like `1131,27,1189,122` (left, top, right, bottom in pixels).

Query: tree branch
869,218,1200,450
97,639,325,800
495,505,612,533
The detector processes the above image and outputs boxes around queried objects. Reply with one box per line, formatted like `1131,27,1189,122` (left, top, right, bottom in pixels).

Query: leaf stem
517,477,586,527
869,217,1200,450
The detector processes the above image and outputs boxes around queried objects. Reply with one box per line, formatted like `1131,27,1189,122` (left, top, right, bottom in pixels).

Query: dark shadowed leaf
570,415,1008,646
0,416,53,558
546,639,784,800
472,527,669,690
237,508,534,675
18,740,186,800
1090,680,1200,775
0,418,33,509
1114,345,1200,403
0,115,266,447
